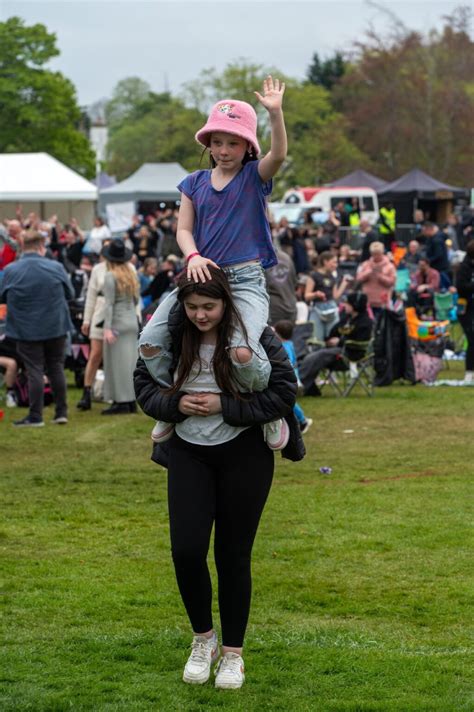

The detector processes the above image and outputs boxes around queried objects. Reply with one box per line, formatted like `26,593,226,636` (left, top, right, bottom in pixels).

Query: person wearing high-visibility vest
349,210,360,233
378,203,396,249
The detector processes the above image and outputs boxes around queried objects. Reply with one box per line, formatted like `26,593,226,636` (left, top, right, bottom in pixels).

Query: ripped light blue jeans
138,262,271,391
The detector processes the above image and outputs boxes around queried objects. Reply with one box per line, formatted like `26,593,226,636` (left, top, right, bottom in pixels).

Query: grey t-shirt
175,344,249,446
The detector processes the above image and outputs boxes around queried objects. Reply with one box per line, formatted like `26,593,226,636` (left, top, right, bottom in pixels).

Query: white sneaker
263,418,289,450
183,633,220,685
151,420,175,443
6,391,17,407
300,417,313,435
51,416,68,425
215,652,245,689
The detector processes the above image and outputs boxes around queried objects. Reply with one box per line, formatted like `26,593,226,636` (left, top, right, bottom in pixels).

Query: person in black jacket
134,268,304,690
456,240,474,382
298,292,373,396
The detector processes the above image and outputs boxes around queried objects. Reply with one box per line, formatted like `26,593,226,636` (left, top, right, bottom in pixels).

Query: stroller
65,298,90,388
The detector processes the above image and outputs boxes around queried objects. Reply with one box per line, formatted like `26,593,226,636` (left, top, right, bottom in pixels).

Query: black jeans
299,346,342,393
167,426,274,648
459,311,474,371
16,336,68,421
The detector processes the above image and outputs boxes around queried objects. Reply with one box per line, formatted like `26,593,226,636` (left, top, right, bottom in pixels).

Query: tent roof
378,168,467,197
99,162,188,203
0,152,98,201
329,169,388,191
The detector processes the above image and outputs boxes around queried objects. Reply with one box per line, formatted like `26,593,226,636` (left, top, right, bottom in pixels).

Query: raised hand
254,75,285,113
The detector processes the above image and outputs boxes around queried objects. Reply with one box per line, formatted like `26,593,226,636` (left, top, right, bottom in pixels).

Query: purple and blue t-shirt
177,160,277,269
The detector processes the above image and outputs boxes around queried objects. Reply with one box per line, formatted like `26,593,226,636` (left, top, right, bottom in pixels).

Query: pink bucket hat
195,100,261,155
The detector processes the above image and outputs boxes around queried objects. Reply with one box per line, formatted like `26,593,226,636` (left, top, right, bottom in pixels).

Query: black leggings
167,426,274,648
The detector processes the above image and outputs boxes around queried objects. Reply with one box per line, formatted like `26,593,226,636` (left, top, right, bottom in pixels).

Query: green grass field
1,364,473,711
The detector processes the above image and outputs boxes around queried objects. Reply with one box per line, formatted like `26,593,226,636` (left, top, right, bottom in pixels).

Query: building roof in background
0,153,98,201
99,162,188,203
92,172,117,190
329,169,389,191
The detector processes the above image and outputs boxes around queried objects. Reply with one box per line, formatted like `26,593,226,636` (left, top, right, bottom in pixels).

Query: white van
281,186,379,224
268,202,324,227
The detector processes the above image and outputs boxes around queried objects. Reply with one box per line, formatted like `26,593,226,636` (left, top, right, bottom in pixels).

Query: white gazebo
0,152,98,228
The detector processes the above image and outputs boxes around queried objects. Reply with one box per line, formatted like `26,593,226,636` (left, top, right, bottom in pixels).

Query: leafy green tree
105,77,153,127
277,83,367,193
181,59,291,113
334,6,474,184
0,16,96,177
306,52,346,90
105,86,206,179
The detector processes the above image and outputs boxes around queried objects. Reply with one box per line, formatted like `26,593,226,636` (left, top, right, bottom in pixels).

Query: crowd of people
1,199,474,422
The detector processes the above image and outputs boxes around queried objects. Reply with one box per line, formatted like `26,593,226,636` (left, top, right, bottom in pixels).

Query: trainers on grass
263,418,289,450
183,632,219,685
300,417,313,435
51,416,68,425
13,416,44,428
151,420,175,443
215,652,245,689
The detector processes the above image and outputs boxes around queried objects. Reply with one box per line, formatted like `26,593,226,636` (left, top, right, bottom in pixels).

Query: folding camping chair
433,292,465,360
318,338,375,397
433,292,456,321
293,321,324,364
394,268,411,301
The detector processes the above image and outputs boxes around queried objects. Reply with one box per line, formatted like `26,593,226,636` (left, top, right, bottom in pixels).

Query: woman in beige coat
77,257,107,410
77,245,141,411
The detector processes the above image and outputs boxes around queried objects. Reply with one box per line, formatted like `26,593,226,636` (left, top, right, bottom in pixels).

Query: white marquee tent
0,153,98,228
99,162,188,207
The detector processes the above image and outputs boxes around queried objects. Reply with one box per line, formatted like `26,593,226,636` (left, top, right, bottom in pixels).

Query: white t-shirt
86,224,112,255
175,343,249,446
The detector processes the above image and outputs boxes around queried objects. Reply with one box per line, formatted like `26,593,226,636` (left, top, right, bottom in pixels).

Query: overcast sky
1,1,465,107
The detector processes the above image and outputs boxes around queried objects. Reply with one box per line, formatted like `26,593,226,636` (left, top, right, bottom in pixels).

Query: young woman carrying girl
134,268,304,689
139,76,289,449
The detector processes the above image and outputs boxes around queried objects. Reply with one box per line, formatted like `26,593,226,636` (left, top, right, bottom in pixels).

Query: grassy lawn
1,362,473,711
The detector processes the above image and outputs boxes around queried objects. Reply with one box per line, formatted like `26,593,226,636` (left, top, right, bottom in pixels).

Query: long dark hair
170,266,249,398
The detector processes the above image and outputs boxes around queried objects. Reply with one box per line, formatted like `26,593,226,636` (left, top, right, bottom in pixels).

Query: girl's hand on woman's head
255,75,285,114
187,255,219,283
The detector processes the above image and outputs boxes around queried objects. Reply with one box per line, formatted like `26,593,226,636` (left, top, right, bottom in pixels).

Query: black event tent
377,168,469,223
378,168,468,200
329,169,388,192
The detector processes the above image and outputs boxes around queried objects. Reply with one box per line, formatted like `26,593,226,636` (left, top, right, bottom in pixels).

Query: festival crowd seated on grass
1,201,474,416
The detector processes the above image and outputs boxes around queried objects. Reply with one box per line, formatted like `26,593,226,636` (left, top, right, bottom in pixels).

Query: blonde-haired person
101,239,140,415
356,241,396,318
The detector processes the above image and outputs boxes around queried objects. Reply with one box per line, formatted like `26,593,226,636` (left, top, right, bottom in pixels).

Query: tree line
1,7,472,191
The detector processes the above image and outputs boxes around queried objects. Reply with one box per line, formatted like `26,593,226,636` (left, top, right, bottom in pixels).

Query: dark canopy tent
329,169,388,192
377,168,469,223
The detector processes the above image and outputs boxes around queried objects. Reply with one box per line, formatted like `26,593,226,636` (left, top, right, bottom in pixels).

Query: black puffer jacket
456,254,474,311
134,303,305,463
